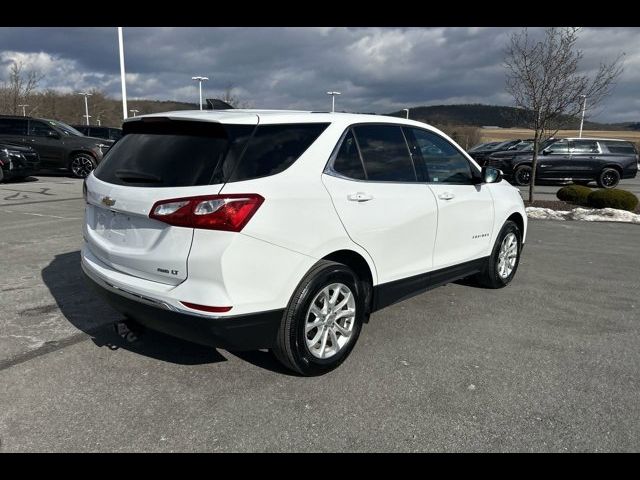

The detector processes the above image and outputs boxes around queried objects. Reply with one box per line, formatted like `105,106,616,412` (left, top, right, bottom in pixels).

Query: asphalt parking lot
0,175,639,452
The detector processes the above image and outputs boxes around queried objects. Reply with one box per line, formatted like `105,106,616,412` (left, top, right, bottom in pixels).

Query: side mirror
542,149,550,156
47,130,60,139
482,166,503,184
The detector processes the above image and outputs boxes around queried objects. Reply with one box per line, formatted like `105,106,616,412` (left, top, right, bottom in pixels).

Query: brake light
149,194,264,231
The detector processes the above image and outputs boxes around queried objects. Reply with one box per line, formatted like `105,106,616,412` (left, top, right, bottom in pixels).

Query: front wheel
69,153,97,179
272,260,365,376
472,220,522,289
513,165,532,186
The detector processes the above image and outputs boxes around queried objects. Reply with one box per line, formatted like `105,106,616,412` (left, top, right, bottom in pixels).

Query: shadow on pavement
41,250,294,374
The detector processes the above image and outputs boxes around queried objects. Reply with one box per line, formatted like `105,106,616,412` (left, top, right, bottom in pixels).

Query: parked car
489,137,638,188
82,110,527,375
0,116,113,178
468,141,502,152
468,139,524,166
72,125,123,141
0,142,40,182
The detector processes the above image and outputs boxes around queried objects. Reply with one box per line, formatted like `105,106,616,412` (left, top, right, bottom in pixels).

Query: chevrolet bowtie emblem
102,196,116,207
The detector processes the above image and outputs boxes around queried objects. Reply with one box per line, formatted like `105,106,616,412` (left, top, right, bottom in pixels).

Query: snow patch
526,207,640,224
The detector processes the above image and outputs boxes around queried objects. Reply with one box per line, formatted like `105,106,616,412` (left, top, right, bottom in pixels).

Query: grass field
480,128,640,144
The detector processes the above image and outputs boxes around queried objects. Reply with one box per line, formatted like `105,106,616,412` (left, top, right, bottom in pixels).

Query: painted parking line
0,209,81,220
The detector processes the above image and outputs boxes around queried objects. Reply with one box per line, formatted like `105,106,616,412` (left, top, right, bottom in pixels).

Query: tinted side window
29,120,56,137
407,128,473,184
109,129,123,140
352,125,416,182
570,140,599,153
0,118,28,135
229,123,329,182
602,141,636,154
332,130,366,180
546,140,569,154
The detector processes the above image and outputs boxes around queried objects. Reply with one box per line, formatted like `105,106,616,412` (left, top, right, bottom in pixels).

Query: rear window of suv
93,119,329,187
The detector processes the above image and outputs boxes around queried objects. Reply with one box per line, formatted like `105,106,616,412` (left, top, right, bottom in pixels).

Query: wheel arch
68,149,97,162
321,249,376,319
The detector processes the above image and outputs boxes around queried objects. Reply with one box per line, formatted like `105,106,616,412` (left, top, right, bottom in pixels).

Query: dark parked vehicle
468,141,502,152
469,139,525,166
0,116,113,178
0,142,40,182
71,125,123,141
489,138,638,189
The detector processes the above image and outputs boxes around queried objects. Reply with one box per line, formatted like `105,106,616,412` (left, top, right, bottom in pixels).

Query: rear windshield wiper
115,169,163,183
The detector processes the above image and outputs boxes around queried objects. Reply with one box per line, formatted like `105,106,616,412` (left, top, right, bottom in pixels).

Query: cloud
0,27,638,123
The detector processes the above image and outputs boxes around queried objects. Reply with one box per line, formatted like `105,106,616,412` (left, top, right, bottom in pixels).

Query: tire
272,260,366,376
513,165,532,186
69,153,97,179
596,168,620,189
0,168,4,183
472,220,522,289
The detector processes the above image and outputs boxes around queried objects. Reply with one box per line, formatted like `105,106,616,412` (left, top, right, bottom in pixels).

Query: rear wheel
472,220,521,289
69,153,97,179
596,168,620,189
513,165,532,186
273,260,365,376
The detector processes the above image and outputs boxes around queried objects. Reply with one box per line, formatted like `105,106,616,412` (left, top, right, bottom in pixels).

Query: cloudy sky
0,27,638,122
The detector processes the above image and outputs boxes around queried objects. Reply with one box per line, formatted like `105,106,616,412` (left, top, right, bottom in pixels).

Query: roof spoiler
205,99,235,110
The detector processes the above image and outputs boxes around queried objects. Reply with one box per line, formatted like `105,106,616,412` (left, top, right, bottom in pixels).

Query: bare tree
2,61,45,115
504,27,624,202
219,84,252,109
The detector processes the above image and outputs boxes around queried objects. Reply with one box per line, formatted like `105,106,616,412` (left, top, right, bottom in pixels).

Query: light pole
18,104,29,116
118,27,128,120
326,91,341,113
578,94,587,138
129,109,139,117
192,76,209,110
77,92,92,125
402,108,409,119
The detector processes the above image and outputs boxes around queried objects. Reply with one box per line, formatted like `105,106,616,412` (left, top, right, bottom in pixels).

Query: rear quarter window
602,141,637,155
228,123,329,182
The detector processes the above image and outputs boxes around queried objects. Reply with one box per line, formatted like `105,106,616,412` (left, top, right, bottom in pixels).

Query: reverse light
149,194,264,232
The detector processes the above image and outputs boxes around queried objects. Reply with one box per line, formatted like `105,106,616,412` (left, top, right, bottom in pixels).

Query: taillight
149,194,264,232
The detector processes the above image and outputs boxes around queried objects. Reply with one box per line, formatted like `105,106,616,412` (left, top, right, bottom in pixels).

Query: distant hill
387,104,639,131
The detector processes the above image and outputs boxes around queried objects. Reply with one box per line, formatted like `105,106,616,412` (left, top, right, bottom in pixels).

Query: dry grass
480,128,640,143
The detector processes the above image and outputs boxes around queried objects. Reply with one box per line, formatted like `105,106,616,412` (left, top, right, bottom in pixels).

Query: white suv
82,110,526,375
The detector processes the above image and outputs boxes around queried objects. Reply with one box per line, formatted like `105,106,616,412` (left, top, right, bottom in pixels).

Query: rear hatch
84,116,257,285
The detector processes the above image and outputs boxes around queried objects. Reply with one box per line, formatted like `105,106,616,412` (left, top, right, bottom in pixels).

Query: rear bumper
82,265,283,351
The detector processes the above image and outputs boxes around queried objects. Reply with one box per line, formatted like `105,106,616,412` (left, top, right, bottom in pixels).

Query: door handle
347,192,373,202
438,192,455,201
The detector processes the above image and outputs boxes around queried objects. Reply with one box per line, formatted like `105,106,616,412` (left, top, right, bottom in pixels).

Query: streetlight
77,92,92,125
18,104,29,116
118,27,128,120
326,91,341,113
578,94,587,138
129,109,139,117
192,76,209,110
402,108,409,119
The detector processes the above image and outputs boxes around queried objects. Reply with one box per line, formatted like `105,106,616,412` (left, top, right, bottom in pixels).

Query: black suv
0,116,113,178
488,138,638,189
468,139,526,166
0,142,40,182
71,125,123,141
